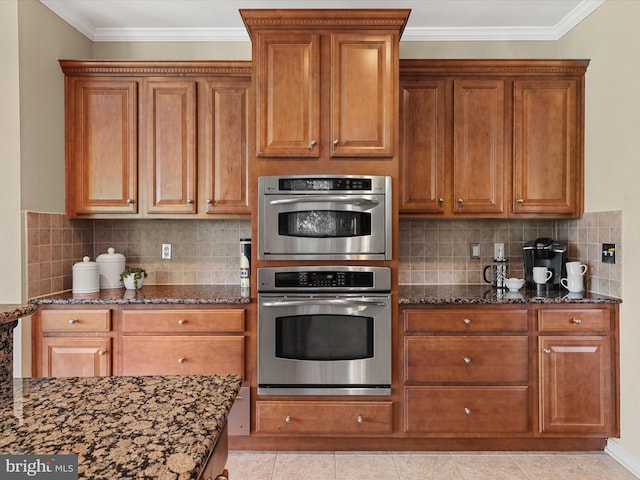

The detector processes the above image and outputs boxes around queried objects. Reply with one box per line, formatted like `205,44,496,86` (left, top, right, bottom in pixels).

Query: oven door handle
269,196,380,208
261,298,388,307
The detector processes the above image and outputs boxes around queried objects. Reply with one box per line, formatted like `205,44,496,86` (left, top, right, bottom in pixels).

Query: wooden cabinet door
539,336,614,435
202,78,250,214
141,79,197,214
40,337,111,377
399,79,446,213
453,79,505,214
66,78,138,216
255,34,320,157
331,34,394,157
513,79,581,216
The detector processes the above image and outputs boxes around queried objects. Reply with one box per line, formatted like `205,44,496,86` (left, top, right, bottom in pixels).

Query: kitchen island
0,374,242,480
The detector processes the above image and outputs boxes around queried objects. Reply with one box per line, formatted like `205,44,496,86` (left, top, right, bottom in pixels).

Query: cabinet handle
543,348,552,354
68,318,77,325
516,198,524,204
457,198,463,204
357,415,364,424
285,415,291,424
464,407,471,415
571,318,583,325
463,356,472,365
333,139,339,147
178,357,185,363
126,198,134,205
98,350,106,356
463,318,472,326
178,319,187,326
309,139,317,149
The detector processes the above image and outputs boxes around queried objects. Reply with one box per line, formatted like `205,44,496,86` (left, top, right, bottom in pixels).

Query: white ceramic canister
72,256,100,294
96,247,125,289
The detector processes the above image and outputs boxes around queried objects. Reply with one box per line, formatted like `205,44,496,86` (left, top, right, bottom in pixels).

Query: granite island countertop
0,303,38,327
0,374,242,480
29,285,251,306
399,284,622,305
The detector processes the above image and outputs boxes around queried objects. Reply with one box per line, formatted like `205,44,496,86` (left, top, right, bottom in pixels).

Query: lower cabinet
256,401,393,435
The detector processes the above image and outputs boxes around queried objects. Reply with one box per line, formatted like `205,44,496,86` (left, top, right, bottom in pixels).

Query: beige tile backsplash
25,211,621,299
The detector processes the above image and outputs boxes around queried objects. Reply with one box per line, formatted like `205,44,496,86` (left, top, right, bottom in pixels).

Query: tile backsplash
26,210,621,299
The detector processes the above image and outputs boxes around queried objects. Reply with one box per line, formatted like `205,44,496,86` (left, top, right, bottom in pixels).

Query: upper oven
258,175,392,261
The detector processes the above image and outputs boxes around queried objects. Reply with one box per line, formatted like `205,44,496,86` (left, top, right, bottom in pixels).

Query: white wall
0,1,22,305
559,0,640,463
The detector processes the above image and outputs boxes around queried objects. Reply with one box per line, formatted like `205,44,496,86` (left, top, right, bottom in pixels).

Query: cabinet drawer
256,401,393,435
40,309,111,332
404,386,529,433
122,309,245,333
538,309,610,332
404,309,528,333
121,336,244,376
405,336,528,383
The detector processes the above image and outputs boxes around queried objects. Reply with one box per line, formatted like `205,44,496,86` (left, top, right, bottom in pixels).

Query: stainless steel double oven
256,174,392,396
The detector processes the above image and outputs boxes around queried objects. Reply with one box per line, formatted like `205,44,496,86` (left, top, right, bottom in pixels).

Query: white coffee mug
533,266,553,284
561,274,584,293
566,261,587,276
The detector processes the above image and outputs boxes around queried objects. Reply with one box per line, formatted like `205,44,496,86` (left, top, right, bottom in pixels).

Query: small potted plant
120,267,147,290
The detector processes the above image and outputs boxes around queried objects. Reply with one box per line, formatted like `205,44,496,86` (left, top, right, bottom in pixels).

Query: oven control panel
257,266,390,292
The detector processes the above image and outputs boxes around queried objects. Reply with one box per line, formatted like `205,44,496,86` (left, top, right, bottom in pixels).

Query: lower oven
257,266,391,396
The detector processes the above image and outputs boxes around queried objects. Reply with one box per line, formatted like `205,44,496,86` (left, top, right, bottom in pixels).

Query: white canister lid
73,256,97,270
96,247,126,263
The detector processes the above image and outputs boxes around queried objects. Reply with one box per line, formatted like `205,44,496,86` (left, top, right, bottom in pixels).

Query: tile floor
226,451,639,480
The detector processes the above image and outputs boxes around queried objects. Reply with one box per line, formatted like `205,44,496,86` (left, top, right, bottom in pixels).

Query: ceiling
39,0,605,42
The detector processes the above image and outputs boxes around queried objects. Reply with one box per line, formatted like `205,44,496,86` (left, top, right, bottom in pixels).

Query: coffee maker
523,237,567,289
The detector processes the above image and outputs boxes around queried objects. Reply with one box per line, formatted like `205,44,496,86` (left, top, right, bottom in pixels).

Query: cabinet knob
464,407,471,415
68,318,77,325
186,199,194,205
205,199,212,204
571,318,583,325
463,318,472,326
285,415,291,424
457,198,464,204
357,415,364,424
127,198,134,205
98,350,106,356
543,348,552,354
333,139,339,147
309,140,317,149
178,319,187,326
463,356,472,365
438,197,444,205
516,198,524,204
178,357,185,363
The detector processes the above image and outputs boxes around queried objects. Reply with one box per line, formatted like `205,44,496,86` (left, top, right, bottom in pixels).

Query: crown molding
40,0,606,43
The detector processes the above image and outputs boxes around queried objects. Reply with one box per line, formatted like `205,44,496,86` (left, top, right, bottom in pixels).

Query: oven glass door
259,194,386,259
258,293,391,395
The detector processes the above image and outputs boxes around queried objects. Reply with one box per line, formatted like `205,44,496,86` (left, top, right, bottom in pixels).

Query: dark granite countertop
399,284,622,305
0,304,38,327
0,374,242,480
29,285,250,306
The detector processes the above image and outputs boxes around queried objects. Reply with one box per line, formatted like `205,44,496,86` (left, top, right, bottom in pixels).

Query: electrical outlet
602,243,615,264
162,243,172,260
470,243,481,259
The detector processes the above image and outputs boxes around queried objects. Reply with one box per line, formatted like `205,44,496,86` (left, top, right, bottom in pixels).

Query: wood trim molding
59,60,252,77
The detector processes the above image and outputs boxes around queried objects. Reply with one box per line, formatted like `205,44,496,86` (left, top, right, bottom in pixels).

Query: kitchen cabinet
242,9,409,163
536,307,618,436
401,307,530,436
34,308,113,377
60,61,251,218
399,59,587,218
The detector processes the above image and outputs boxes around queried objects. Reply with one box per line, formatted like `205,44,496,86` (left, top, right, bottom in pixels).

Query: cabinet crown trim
400,59,589,76
59,60,252,77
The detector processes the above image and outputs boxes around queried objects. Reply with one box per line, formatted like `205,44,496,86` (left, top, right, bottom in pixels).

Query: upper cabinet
242,9,409,165
399,59,587,219
61,61,251,219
